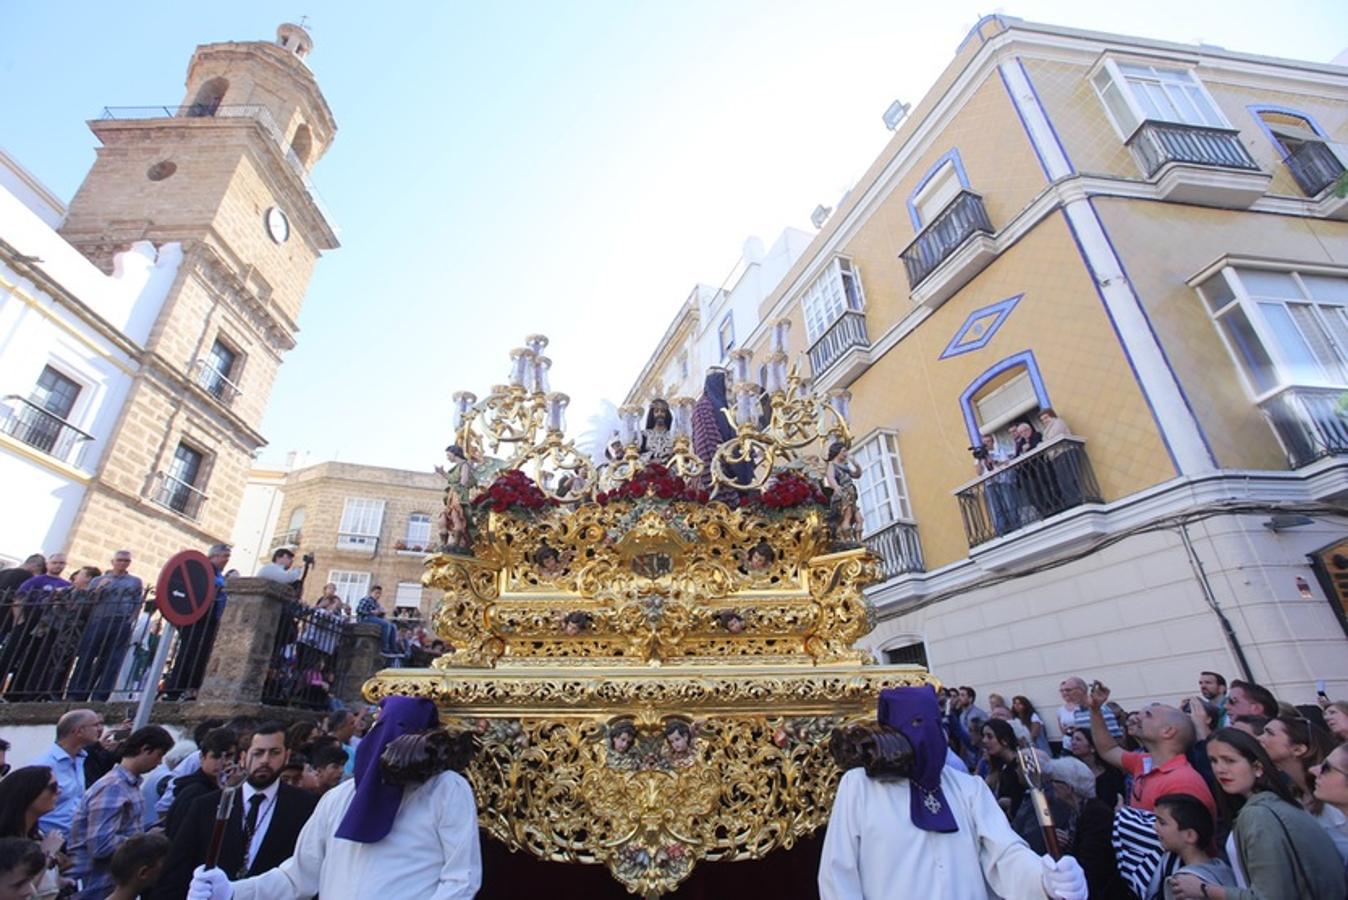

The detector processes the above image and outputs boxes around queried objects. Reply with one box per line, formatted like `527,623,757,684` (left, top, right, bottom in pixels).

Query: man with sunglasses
30,710,104,838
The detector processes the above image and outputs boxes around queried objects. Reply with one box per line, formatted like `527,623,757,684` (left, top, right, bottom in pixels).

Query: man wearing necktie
152,724,317,899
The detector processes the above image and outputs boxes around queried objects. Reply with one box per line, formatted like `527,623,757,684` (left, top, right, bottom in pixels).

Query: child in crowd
108,832,170,900
308,742,350,795
1148,792,1234,900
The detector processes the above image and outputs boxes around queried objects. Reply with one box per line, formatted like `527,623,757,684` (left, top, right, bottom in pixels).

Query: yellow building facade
628,17,1348,719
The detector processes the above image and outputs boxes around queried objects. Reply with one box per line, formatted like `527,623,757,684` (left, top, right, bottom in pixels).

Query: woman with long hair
1258,715,1334,814
1010,695,1050,754
1168,727,1344,898
980,719,1026,820
1067,727,1125,807
0,766,66,898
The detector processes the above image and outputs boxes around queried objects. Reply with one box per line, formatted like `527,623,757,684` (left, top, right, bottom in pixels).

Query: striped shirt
69,765,144,899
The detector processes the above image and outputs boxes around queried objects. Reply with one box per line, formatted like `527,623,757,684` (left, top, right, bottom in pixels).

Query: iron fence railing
98,105,336,229
899,190,993,289
0,586,154,702
263,604,353,710
191,359,243,406
1260,386,1348,468
152,471,208,520
1,395,94,464
807,310,870,379
954,437,1102,548
1285,141,1346,198
862,520,925,580
1126,120,1259,178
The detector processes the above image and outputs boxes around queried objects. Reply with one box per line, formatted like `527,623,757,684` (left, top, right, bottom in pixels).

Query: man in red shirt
1086,681,1215,818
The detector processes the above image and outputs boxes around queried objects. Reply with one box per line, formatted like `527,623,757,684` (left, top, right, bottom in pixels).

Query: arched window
959,350,1051,448
280,506,305,545
188,78,229,117
289,123,313,167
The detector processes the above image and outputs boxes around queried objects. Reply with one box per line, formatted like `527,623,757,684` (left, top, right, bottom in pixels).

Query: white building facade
0,151,182,565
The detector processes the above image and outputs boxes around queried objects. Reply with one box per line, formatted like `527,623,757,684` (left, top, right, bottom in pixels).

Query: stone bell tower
58,23,339,573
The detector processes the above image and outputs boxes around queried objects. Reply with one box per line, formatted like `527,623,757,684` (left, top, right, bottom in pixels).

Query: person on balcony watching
5,554,70,699
69,551,142,702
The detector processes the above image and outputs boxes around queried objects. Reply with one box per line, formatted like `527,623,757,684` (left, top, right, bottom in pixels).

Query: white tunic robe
229,770,481,900
819,766,1046,900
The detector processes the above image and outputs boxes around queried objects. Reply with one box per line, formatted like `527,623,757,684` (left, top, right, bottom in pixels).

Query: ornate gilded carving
368,334,932,896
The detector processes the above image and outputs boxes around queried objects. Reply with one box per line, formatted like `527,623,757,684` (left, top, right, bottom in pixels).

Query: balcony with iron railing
862,519,925,580
1260,385,1348,469
191,359,243,407
1126,121,1259,177
954,437,1102,548
1284,141,1347,198
900,191,995,303
152,471,208,521
807,310,870,384
98,105,336,231
336,532,380,556
1,396,94,466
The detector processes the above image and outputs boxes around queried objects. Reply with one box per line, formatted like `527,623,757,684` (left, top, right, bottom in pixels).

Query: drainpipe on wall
1176,523,1255,683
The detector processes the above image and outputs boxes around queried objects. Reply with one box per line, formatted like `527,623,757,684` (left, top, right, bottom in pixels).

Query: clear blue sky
3,1,1344,472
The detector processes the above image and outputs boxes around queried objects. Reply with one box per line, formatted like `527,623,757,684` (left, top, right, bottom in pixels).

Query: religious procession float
364,328,935,897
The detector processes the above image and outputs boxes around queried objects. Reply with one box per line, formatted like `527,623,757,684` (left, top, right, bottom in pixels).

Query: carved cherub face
611,730,632,753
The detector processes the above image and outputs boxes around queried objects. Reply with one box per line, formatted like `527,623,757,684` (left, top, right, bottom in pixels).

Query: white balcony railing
152,471,208,521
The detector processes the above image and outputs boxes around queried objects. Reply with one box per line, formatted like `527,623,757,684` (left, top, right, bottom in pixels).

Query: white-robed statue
188,696,481,900
818,686,1087,900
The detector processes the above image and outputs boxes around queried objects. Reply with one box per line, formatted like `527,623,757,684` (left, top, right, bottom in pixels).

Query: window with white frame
853,431,913,534
1091,60,1227,138
718,314,735,359
802,258,867,343
881,638,928,667
1197,267,1348,397
405,512,432,548
394,582,423,612
328,569,370,606
337,497,385,550
912,162,963,228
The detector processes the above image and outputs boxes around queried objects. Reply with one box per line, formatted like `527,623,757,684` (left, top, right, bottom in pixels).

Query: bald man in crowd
1086,681,1215,816
31,710,107,836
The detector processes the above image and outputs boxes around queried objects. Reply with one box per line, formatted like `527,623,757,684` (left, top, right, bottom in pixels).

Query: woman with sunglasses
0,766,69,898
1311,743,1348,872
1169,728,1344,899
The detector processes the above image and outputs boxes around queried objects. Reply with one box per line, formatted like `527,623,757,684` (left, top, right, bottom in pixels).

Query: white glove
1041,854,1087,900
188,865,235,900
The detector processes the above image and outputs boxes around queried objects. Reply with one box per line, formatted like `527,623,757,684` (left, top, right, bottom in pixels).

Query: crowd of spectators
0,706,379,898
1,545,444,712
940,671,1348,898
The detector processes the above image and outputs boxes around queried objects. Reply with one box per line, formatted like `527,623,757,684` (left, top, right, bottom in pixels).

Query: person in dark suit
152,723,316,899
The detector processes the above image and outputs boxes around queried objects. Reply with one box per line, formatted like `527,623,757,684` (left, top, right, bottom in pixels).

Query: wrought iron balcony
1285,141,1346,198
900,191,993,290
1260,386,1348,468
191,359,242,407
336,532,380,555
1126,121,1259,178
954,437,1102,548
862,520,925,580
98,105,336,229
1,395,94,464
807,310,869,380
152,471,208,520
